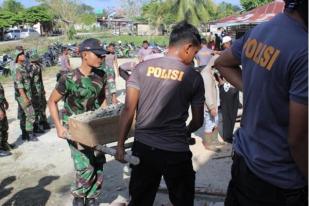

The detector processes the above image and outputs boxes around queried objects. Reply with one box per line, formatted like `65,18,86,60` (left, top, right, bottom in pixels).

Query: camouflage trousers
17,97,35,132
103,66,117,97
68,140,105,198
32,95,48,125
0,116,9,149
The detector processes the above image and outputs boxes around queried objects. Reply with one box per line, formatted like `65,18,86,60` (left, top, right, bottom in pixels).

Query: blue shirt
195,46,213,66
231,13,308,189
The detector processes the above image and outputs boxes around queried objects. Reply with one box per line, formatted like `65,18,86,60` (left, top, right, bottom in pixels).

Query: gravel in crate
70,103,125,122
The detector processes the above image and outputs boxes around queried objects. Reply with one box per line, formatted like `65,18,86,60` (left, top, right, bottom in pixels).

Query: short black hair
169,21,201,47
143,40,149,44
108,43,115,47
201,38,207,45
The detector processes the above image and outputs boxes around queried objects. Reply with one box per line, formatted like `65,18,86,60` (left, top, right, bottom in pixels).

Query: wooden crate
68,115,135,148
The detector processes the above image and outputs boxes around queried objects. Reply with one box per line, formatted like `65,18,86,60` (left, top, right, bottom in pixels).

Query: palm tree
172,0,216,26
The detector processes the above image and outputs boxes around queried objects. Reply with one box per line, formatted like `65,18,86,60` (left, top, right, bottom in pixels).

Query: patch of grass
0,66,59,85
42,66,59,78
0,75,13,84
0,33,169,56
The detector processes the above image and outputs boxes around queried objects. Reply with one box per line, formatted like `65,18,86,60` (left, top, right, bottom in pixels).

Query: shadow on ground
2,176,59,206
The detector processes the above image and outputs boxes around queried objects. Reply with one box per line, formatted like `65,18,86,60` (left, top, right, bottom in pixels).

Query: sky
0,0,241,10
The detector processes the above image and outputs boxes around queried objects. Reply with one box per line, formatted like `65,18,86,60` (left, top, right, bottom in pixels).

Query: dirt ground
0,58,234,206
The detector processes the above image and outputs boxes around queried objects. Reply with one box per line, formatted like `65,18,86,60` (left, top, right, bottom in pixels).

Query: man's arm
187,105,204,134
48,89,67,138
288,101,308,179
214,49,243,91
18,89,30,105
66,57,72,70
116,87,140,162
113,56,119,77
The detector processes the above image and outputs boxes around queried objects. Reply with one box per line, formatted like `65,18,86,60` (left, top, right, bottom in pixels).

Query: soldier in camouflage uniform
0,83,12,157
48,39,107,206
13,50,37,141
29,52,51,132
99,43,119,105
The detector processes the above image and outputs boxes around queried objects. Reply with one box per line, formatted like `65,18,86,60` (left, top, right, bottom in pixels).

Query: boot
21,131,30,141
0,149,11,157
34,123,45,134
1,132,14,151
1,142,15,151
41,121,51,130
73,197,85,206
85,198,99,206
29,132,39,141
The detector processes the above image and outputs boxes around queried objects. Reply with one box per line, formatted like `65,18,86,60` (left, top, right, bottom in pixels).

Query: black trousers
219,86,239,143
129,141,195,206
225,153,308,206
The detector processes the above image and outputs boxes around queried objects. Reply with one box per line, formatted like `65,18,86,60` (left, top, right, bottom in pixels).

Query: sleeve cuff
55,87,66,96
290,95,308,105
127,84,140,90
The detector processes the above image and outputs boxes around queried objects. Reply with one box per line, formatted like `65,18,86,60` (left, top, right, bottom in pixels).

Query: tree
142,0,176,28
0,10,15,40
215,1,241,19
77,3,94,14
23,6,54,35
172,0,217,26
0,10,15,29
36,0,80,39
78,13,96,25
240,0,272,11
122,0,149,19
24,6,53,25
1,0,24,13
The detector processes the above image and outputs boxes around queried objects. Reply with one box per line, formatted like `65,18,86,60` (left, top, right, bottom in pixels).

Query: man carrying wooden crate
48,38,107,206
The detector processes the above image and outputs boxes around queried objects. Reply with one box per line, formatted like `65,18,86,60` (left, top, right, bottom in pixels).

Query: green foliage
240,0,272,11
174,0,216,26
215,1,241,19
78,14,97,25
23,6,53,25
67,25,77,40
2,0,24,13
141,0,177,27
140,0,239,28
0,10,15,28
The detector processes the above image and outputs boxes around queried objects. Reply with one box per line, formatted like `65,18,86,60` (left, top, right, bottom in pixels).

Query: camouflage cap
29,50,40,62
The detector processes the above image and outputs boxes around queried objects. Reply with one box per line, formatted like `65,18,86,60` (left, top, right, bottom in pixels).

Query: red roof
215,0,284,26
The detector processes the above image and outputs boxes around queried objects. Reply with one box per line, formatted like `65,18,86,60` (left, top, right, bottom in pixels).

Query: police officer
116,21,205,206
215,0,308,205
13,50,37,141
0,82,12,157
48,38,107,206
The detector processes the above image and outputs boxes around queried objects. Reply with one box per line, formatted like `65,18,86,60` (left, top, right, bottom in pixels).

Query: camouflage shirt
13,63,33,99
0,83,8,113
56,68,106,124
31,64,45,98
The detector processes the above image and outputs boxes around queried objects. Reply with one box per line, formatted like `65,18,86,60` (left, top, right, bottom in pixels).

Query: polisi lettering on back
243,38,280,71
146,66,184,81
